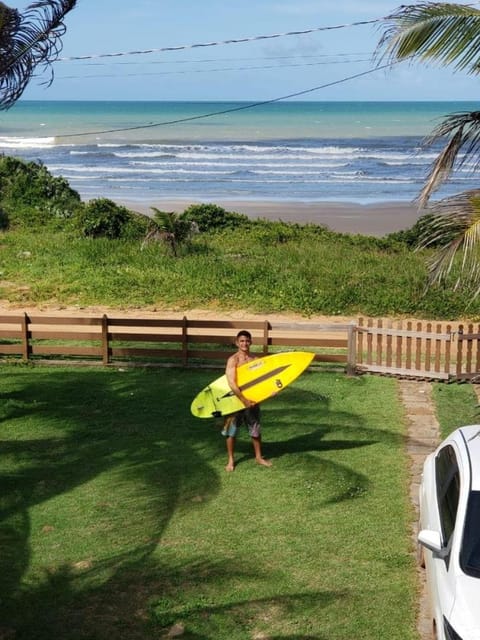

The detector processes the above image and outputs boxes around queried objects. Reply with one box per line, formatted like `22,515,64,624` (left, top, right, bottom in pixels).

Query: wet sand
118,199,422,237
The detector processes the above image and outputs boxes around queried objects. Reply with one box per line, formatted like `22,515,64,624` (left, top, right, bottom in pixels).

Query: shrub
182,203,249,232
0,155,81,228
384,213,451,248
120,211,151,240
75,198,135,239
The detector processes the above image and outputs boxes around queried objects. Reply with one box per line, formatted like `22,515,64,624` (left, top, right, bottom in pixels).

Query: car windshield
460,490,480,578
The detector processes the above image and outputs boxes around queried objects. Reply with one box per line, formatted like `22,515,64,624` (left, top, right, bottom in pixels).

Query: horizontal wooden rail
0,313,354,371
1,313,478,381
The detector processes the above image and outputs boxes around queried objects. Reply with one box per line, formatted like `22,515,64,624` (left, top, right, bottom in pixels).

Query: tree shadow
0,366,407,639
0,367,221,638
8,547,346,639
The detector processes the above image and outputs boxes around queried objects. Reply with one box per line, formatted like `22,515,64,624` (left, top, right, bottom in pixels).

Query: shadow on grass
0,367,222,638
0,366,400,639
7,547,346,638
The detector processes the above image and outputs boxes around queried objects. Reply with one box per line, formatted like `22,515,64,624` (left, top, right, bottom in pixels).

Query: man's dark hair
236,330,252,340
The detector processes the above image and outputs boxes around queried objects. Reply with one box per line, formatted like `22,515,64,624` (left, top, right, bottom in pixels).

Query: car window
461,490,480,578
435,445,460,548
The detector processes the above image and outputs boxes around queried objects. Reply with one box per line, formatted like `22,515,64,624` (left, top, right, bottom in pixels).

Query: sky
8,0,480,102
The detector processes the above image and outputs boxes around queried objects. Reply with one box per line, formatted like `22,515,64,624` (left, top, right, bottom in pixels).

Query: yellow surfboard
190,351,315,419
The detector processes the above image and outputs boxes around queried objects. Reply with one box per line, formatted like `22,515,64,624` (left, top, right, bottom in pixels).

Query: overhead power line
58,18,380,62
79,52,372,67
57,57,372,80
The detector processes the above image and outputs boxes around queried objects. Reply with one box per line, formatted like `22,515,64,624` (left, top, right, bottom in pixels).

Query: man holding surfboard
223,330,272,472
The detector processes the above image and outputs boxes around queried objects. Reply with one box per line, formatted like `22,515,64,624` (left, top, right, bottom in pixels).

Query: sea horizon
0,99,478,206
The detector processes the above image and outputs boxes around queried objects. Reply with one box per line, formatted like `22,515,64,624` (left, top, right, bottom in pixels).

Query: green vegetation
0,220,479,317
1,155,479,318
377,4,480,294
432,381,479,439
0,365,416,639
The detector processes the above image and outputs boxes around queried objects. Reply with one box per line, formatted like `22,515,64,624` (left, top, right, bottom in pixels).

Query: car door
427,444,460,636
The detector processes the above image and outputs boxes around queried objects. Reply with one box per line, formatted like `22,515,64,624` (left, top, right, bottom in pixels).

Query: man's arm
226,356,254,407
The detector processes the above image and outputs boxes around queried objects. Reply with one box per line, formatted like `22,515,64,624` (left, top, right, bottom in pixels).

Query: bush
75,198,135,239
0,155,81,228
120,211,151,240
182,203,249,232
384,213,451,248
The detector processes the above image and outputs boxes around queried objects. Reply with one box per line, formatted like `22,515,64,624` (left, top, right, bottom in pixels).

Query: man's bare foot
256,457,272,467
225,461,235,472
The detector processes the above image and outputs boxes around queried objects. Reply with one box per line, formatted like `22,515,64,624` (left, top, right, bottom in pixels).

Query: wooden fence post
395,319,403,369
346,322,356,376
445,325,452,377
262,320,269,355
456,325,464,378
357,317,364,365
21,312,30,362
182,316,188,366
101,314,109,365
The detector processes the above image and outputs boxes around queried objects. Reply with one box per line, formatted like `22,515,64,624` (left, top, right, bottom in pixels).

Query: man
222,330,272,472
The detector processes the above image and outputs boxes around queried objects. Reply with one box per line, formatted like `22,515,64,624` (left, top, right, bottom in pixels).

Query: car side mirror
418,529,447,557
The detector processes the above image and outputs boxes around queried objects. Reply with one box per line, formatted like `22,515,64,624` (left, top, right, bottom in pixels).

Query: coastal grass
1,225,480,318
0,365,417,639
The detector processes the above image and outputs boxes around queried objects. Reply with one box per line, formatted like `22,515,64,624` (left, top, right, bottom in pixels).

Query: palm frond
376,3,480,74
0,0,77,109
418,190,480,293
416,111,480,205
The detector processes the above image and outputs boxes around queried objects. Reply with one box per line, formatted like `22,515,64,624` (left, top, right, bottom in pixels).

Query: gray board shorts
221,405,261,438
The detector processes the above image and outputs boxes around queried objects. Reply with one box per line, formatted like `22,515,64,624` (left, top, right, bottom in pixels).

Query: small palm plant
143,208,196,257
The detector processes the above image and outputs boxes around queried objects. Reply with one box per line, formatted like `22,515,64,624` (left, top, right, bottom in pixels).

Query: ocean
0,100,477,205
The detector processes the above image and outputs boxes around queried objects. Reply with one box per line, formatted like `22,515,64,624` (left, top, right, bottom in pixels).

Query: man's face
236,335,251,352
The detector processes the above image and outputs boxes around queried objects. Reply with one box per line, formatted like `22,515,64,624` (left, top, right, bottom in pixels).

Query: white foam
0,136,56,149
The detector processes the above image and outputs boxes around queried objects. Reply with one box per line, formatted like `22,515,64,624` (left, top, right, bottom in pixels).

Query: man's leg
251,436,272,467
245,407,272,467
223,414,238,472
225,435,236,472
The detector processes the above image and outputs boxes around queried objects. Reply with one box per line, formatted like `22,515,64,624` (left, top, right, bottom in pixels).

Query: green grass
2,225,480,318
432,381,479,439
0,365,417,639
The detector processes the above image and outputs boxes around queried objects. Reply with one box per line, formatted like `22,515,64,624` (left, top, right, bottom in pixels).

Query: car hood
449,574,480,638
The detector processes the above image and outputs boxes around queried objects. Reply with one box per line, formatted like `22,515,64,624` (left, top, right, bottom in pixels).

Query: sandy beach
119,199,422,237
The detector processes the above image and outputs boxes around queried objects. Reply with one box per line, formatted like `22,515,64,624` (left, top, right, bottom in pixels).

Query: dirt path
398,380,440,640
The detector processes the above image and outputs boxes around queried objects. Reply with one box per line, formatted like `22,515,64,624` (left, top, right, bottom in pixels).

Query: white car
418,425,480,640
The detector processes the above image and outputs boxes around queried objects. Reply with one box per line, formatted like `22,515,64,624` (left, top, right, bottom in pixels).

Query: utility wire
57,57,372,80
54,59,400,139
57,18,381,61
78,52,372,67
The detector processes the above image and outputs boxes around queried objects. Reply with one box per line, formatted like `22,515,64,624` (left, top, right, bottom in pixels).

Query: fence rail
1,313,480,381
0,313,355,371
356,318,453,380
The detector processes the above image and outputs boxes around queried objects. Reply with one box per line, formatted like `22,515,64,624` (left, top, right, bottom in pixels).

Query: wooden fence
1,313,480,381
356,318,480,381
0,313,355,372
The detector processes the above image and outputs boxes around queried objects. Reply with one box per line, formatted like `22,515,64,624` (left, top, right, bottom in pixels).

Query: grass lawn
432,381,480,439
0,365,417,639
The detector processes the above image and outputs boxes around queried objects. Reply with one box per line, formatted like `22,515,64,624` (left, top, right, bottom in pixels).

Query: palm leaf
0,0,77,109
376,3,480,74
417,111,480,205
417,190,480,294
